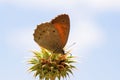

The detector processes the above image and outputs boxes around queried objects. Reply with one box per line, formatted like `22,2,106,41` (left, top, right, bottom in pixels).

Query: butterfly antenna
63,42,76,55
66,42,76,50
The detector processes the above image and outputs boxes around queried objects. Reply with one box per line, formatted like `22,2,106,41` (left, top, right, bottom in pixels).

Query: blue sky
0,0,120,80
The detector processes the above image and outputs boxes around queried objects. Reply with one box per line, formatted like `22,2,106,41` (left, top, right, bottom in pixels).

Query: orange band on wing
53,23,66,46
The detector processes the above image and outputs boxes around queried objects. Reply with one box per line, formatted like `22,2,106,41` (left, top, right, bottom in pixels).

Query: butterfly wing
33,23,63,53
33,14,70,54
51,14,70,48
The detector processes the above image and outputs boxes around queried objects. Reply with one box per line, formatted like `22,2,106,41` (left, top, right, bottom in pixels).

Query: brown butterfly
33,14,70,54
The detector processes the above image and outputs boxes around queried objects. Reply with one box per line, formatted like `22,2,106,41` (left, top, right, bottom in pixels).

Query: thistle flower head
28,48,76,80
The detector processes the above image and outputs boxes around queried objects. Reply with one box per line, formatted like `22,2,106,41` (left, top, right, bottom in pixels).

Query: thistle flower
28,48,76,80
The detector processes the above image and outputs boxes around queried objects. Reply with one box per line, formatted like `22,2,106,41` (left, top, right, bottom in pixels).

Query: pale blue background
0,0,120,80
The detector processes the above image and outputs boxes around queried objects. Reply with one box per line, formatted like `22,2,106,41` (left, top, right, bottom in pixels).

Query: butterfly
33,14,70,54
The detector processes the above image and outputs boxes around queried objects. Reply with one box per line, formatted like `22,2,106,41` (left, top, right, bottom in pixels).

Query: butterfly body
33,14,70,54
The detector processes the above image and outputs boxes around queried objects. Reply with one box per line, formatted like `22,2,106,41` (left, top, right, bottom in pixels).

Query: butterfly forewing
51,14,70,48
